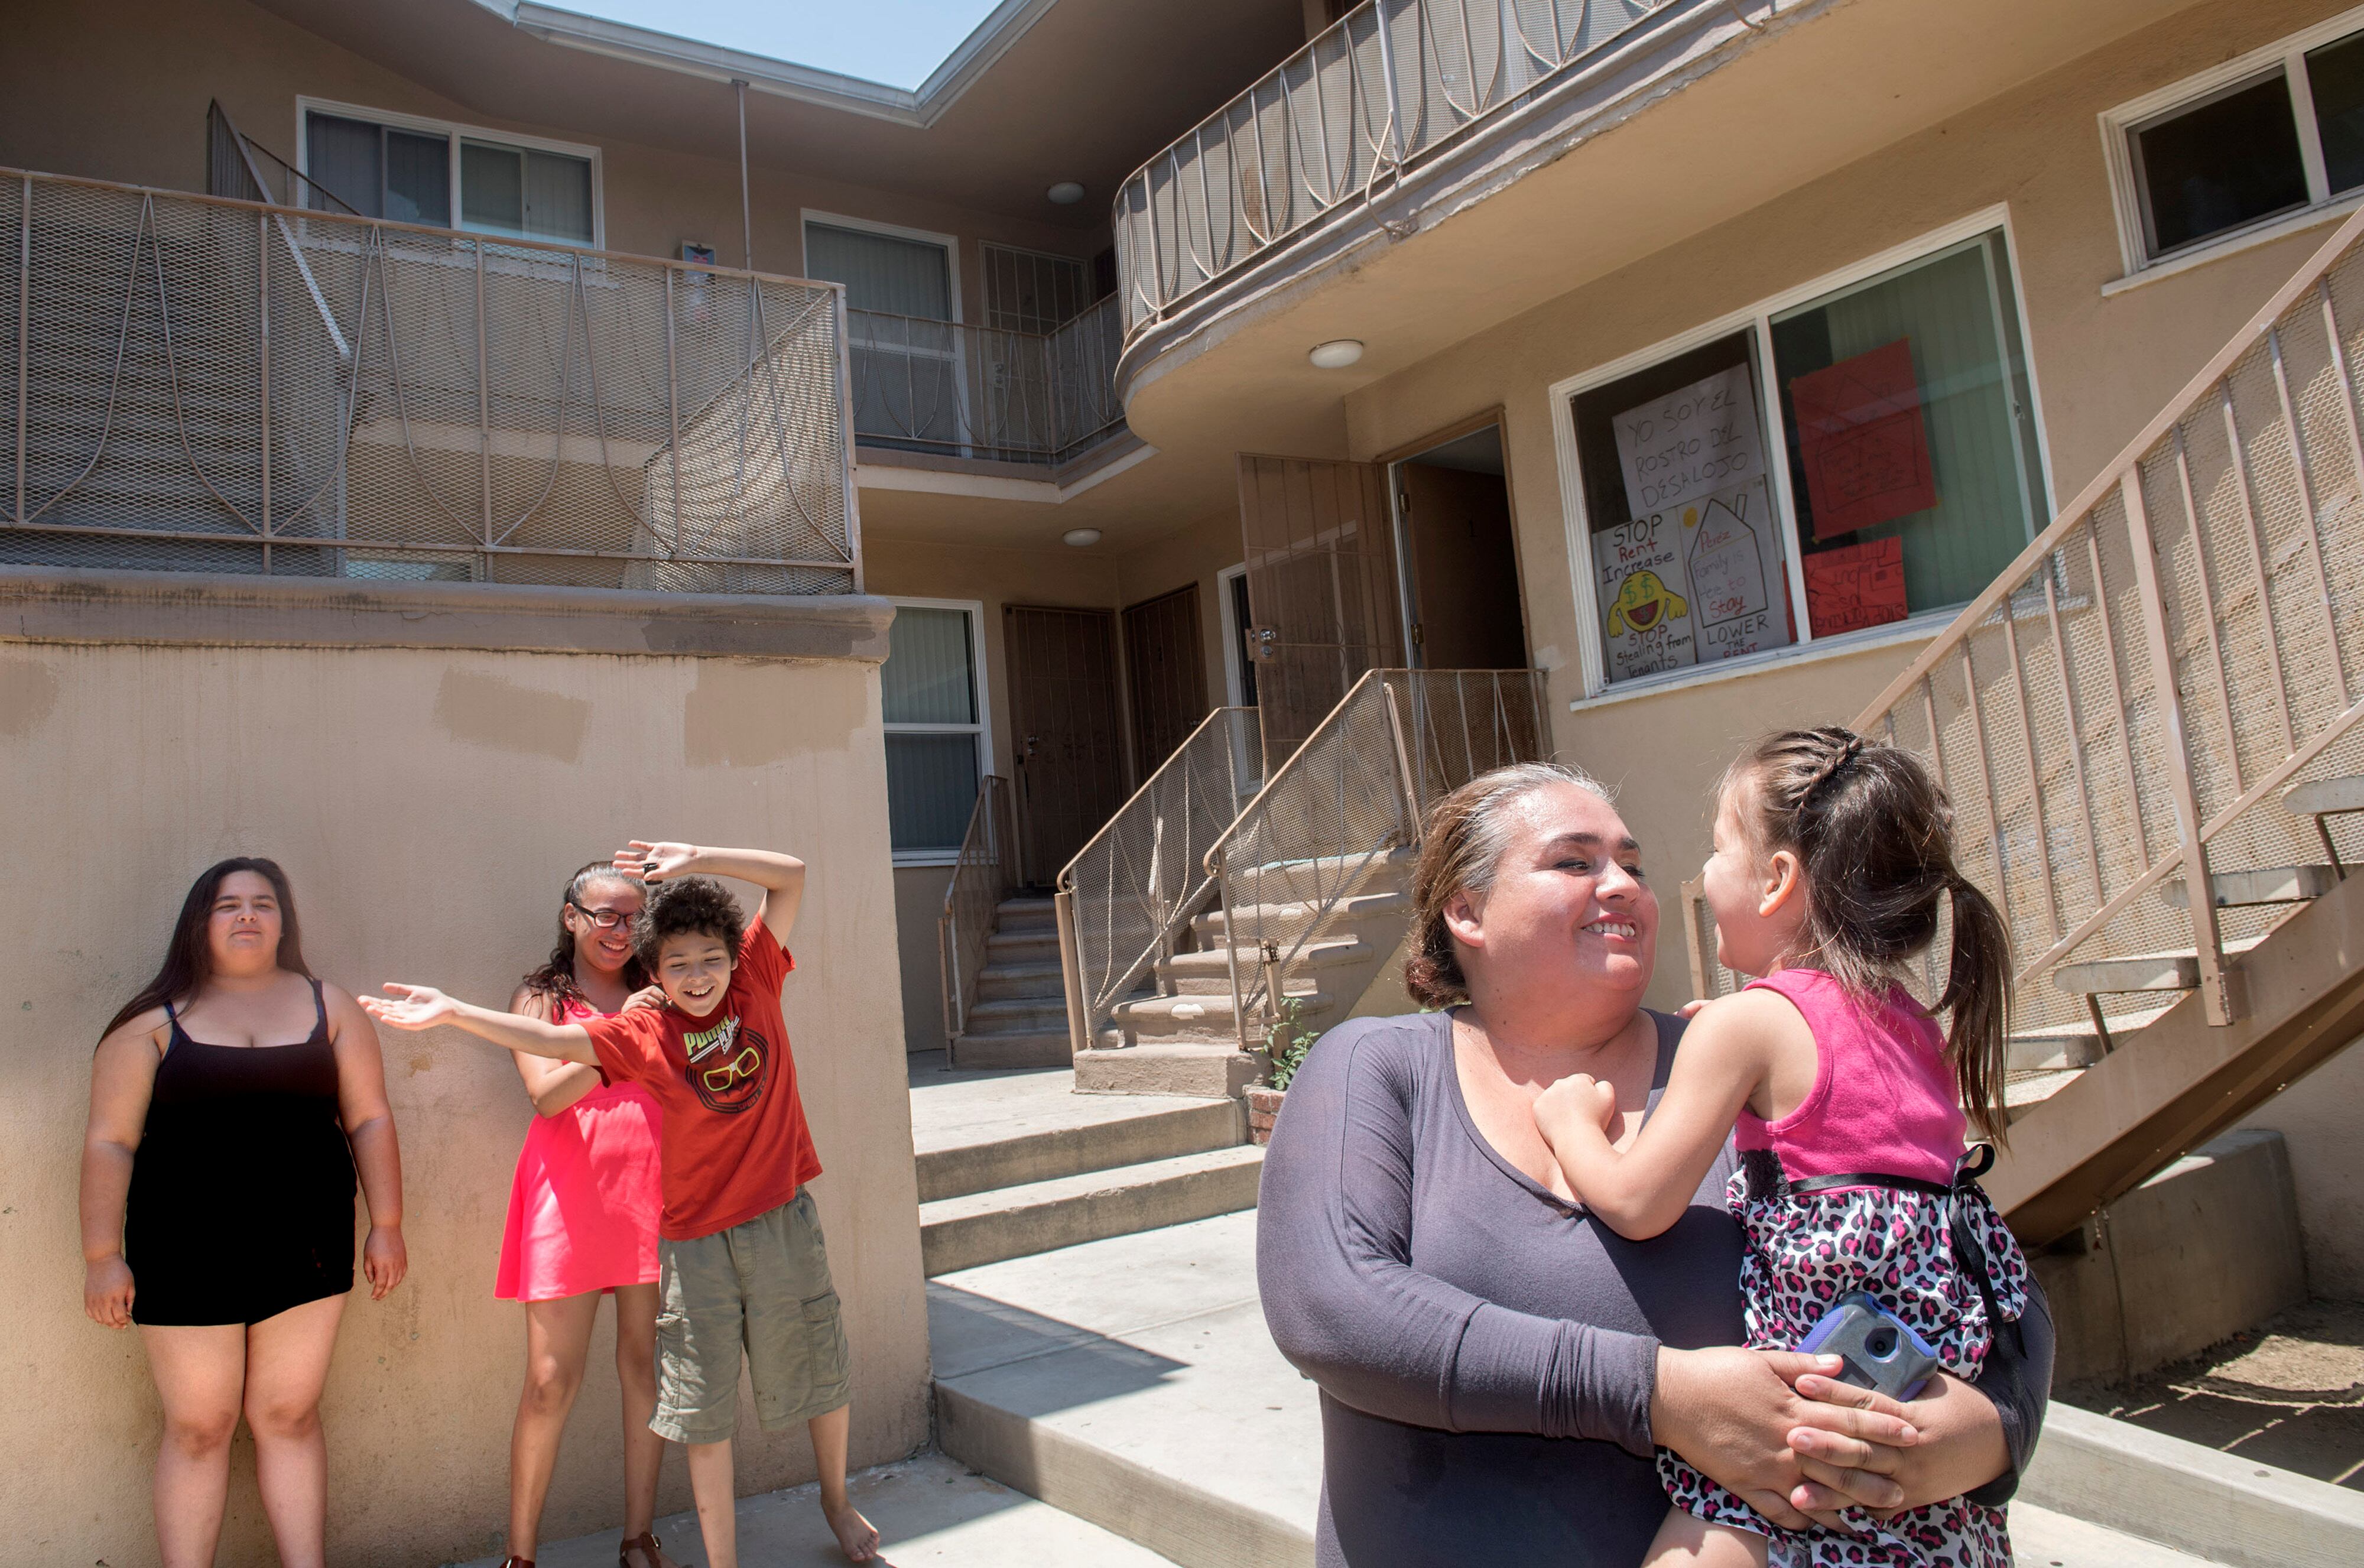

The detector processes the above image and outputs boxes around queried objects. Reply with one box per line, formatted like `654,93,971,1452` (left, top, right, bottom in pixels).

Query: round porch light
1047,181,1086,205
1308,338,1365,369
1063,527,1102,547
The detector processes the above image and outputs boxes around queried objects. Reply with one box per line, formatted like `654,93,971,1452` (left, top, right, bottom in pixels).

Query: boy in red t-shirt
365,842,879,1567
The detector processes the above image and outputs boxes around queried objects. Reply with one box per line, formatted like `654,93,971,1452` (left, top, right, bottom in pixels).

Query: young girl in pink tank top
1534,728,2030,1568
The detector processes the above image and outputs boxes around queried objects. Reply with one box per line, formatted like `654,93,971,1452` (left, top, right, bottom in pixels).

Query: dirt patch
2060,1297,2364,1491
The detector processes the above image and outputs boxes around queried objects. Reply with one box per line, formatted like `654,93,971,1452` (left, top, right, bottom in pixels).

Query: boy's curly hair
633,875,745,968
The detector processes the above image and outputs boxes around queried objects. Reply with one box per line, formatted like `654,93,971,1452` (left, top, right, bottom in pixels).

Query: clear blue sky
559,2,1009,90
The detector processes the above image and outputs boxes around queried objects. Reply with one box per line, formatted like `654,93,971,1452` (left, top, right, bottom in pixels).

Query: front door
1122,583,1208,778
1235,455,1406,776
1398,457,1527,669
1004,603,1129,885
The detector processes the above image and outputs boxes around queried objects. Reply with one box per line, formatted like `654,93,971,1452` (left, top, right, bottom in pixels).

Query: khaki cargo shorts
651,1189,851,1444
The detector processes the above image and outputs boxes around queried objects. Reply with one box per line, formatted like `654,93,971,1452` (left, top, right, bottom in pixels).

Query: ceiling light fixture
1047,181,1086,205
1308,338,1365,369
1063,527,1102,547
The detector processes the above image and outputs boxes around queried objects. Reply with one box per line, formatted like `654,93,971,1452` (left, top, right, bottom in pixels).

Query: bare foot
823,1498,880,1562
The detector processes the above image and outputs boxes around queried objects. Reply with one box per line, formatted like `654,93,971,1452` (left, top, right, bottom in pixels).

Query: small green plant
1262,996,1317,1092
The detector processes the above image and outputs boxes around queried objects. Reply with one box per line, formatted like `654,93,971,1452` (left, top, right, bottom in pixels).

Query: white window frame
884,596,994,868
1548,205,2054,709
2099,5,2364,288
294,97,605,249
805,210,971,455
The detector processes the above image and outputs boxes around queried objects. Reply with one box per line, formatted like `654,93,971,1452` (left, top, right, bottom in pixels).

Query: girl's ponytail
1938,873,2012,1144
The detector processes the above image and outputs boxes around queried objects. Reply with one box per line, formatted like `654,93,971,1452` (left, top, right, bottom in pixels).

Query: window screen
2132,74,2310,257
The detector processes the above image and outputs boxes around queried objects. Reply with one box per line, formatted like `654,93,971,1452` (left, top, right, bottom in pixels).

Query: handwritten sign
1804,535,1908,636
1685,480,1788,661
1790,339,1937,540
1593,512,1697,681
1613,363,1769,519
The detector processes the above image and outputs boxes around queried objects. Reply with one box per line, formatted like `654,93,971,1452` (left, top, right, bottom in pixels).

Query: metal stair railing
1204,669,1548,1050
1681,204,2364,1041
937,775,1015,1048
1055,707,1258,1054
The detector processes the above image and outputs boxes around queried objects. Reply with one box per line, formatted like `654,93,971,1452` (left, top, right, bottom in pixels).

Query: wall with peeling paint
0,637,924,1567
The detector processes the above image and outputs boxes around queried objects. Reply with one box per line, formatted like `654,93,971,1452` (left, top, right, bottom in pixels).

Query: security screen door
1235,455,1407,777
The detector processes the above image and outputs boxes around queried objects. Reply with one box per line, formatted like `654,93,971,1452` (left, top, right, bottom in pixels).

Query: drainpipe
735,77,754,272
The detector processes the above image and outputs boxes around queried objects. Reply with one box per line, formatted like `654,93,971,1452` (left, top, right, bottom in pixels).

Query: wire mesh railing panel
939,777,1015,1045
1682,207,2364,1040
845,300,1125,468
1058,709,1256,1045
0,168,855,592
1113,0,1756,332
1205,669,1549,1046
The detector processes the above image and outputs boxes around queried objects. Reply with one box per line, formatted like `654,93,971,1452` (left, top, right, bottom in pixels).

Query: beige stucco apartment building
8,0,2364,1562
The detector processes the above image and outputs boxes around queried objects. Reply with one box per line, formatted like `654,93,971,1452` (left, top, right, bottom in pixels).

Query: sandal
621,1532,686,1568
496,1559,534,1568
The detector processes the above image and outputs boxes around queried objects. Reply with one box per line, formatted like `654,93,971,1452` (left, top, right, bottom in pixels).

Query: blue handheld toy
1796,1291,1941,1400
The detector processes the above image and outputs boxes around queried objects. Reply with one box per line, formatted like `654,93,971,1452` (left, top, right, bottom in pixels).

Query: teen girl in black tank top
125,978,358,1325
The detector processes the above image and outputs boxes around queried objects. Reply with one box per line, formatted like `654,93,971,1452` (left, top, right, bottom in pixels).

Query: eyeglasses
567,900,639,931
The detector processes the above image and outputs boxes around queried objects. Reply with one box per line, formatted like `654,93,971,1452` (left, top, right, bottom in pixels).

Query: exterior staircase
1681,203,2364,1249
953,895,1074,1071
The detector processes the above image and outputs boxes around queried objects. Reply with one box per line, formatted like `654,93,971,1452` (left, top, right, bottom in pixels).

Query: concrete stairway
933,1209,2321,1568
953,896,1072,1071
910,1051,1261,1277
1991,778,2364,1244
1076,850,1415,1099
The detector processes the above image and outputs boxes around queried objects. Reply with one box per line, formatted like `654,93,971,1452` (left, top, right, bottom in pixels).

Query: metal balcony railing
1,166,859,592
1204,670,1550,1048
1054,707,1259,1052
1682,206,2364,1040
1112,0,1775,333
846,292,1125,469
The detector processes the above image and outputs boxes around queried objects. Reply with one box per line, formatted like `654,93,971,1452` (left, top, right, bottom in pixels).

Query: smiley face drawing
1606,569,1690,636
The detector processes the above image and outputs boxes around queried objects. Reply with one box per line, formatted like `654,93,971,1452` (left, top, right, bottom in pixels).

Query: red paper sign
1804,535,1907,637
1790,339,1937,540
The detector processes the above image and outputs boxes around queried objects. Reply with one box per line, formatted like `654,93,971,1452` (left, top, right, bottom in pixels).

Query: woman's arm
326,986,407,1300
80,1013,164,1329
1533,996,1772,1239
508,985,600,1116
628,842,805,944
361,985,598,1064
1258,1018,1674,1450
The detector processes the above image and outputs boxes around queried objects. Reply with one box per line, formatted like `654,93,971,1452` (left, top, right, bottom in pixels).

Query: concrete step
977,959,1067,1001
1155,937,1369,995
2282,774,2364,816
931,1212,2216,1568
918,1145,1264,1276
2162,864,2336,910
911,1061,1243,1205
952,1029,1071,1071
1217,847,1414,905
447,1448,1184,1566
2052,936,2266,998
987,927,1061,962
996,896,1058,932
1192,889,1407,944
965,995,1069,1034
2008,1001,2180,1071
1110,988,1333,1042
1075,1042,1259,1099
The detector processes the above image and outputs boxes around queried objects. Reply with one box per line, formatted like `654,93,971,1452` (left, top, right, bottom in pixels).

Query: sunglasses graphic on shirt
702,1046,761,1093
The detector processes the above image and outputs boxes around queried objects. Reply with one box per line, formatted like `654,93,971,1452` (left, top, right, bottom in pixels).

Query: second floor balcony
0,164,860,595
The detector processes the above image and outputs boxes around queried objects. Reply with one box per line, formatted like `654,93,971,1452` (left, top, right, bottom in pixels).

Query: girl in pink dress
496,863,681,1568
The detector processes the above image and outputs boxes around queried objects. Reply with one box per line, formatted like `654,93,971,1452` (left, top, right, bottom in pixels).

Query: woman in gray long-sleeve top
1256,763,2052,1567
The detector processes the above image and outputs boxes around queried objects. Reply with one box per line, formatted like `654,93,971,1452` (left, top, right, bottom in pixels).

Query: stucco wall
0,0,1103,298
0,607,928,1566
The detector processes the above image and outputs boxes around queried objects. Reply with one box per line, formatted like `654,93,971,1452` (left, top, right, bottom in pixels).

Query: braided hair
520,861,650,1009
1723,727,2012,1141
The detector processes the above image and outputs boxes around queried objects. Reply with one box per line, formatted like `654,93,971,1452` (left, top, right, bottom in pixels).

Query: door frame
1376,407,1533,669
1002,600,1131,887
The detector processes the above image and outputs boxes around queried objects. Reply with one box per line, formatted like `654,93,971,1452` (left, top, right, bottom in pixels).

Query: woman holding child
80,858,407,1568
1256,748,2054,1567
493,861,680,1568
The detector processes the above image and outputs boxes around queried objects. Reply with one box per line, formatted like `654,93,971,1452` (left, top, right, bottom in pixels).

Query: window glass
1569,332,1793,681
2309,32,2364,195
881,606,978,725
805,223,953,320
384,130,449,226
306,113,382,217
524,150,593,244
461,141,524,233
885,734,982,853
1771,232,2044,630
2133,73,2310,256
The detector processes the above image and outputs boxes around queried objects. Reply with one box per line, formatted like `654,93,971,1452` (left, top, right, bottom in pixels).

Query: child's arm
508,985,604,1116
625,841,806,944
1532,991,1784,1240
360,984,600,1065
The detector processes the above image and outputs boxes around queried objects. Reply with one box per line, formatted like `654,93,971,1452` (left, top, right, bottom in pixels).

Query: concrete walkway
444,1450,1180,1567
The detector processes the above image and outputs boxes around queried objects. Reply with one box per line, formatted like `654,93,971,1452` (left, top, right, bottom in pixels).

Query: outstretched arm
624,842,806,944
1534,993,1773,1240
361,984,598,1064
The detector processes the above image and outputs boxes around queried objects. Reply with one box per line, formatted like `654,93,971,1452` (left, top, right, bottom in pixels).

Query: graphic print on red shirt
580,925,822,1239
